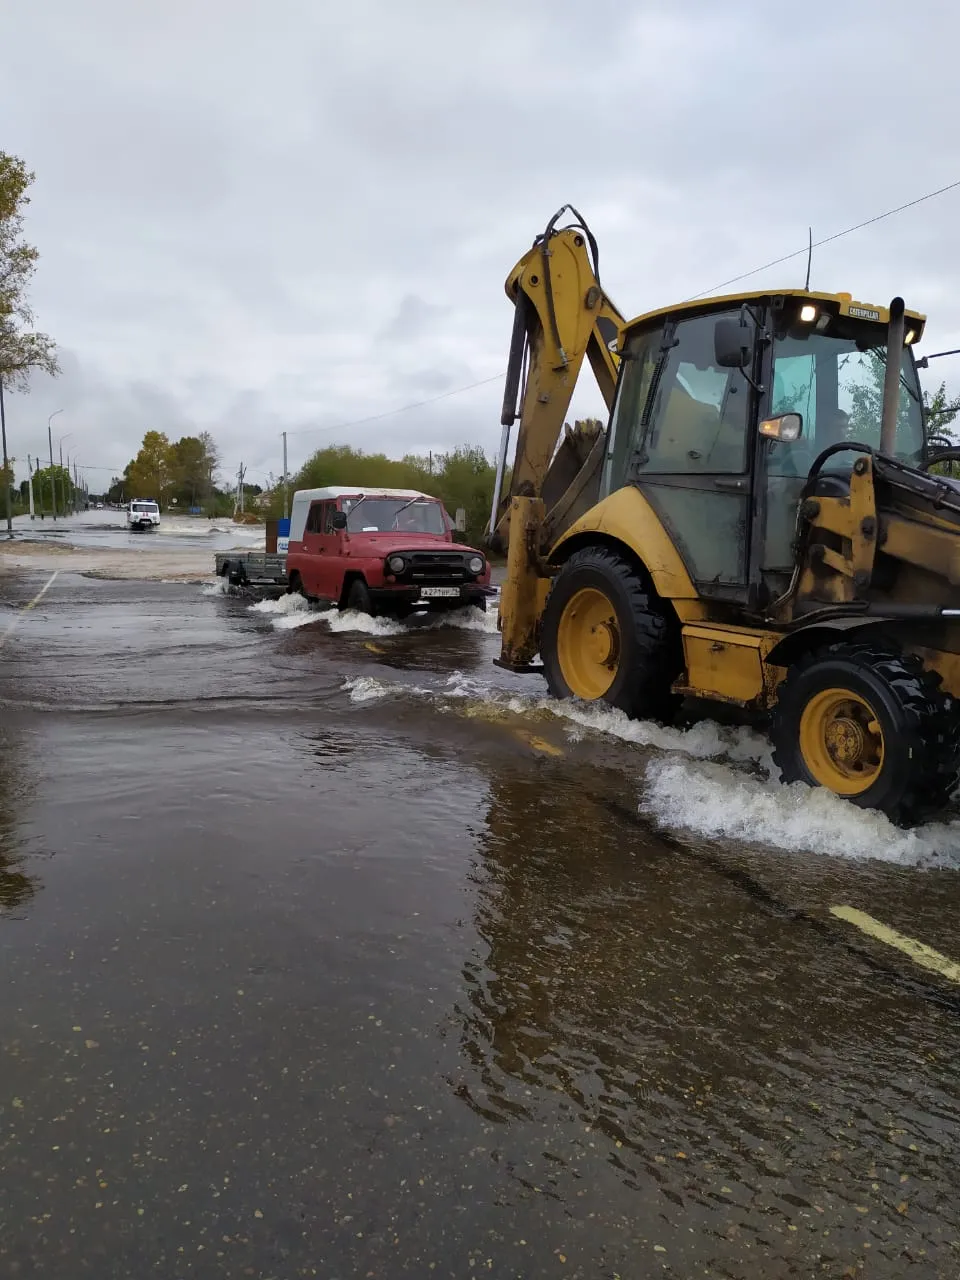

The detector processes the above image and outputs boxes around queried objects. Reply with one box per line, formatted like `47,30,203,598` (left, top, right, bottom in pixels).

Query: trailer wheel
771,643,960,824
540,546,681,722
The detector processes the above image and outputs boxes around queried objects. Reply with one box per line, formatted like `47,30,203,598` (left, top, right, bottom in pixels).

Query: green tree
0,153,58,391
0,458,14,519
844,350,948,448
124,430,173,501
924,380,959,449
431,444,498,545
169,434,220,507
31,464,75,515
273,440,504,546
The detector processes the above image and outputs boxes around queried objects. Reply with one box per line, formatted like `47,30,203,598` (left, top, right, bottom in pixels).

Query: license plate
419,586,461,599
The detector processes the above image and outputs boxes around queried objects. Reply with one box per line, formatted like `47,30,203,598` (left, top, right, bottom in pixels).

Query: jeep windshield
131,502,159,512
342,497,445,535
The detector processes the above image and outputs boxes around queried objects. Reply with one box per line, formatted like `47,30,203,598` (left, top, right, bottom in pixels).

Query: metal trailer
214,551,288,596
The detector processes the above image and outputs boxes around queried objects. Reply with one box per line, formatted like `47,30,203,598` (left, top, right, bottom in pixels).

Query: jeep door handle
712,477,747,491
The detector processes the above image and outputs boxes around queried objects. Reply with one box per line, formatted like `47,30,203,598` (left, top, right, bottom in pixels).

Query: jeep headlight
387,555,405,573
468,555,484,575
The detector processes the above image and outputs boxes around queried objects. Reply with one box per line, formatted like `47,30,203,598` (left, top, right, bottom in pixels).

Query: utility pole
27,454,35,520
0,373,11,537
281,431,289,520
58,432,72,514
234,462,246,516
48,410,61,519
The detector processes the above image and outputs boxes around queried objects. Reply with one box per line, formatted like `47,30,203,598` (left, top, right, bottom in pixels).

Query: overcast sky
3,0,960,489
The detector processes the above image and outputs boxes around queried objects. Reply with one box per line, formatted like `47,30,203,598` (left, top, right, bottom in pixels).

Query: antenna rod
804,226,813,291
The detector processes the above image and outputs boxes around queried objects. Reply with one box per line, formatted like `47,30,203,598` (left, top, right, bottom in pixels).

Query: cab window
638,311,750,474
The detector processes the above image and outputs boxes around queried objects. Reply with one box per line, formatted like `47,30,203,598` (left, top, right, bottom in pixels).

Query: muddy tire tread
771,641,960,824
540,546,681,723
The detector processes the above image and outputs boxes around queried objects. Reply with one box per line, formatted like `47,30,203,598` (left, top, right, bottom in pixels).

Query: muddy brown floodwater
3,557,960,1278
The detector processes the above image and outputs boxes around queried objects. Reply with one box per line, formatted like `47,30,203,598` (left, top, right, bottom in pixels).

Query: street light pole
282,430,289,520
48,409,62,520
58,432,73,514
0,373,11,537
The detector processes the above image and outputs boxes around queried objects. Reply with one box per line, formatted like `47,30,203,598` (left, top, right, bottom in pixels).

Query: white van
127,500,161,531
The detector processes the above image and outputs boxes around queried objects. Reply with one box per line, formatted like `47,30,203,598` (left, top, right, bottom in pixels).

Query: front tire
345,579,376,616
539,546,681,722
771,643,960,824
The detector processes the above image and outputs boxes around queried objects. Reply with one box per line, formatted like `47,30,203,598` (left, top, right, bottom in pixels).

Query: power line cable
284,373,505,439
686,178,960,300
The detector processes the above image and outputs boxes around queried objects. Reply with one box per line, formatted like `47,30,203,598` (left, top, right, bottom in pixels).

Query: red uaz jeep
285,487,493,616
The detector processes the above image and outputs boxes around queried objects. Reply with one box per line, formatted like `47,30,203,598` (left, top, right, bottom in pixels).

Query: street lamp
58,432,73,514
47,410,63,519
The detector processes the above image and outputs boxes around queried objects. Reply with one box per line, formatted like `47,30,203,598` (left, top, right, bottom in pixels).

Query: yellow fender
549,485,700,602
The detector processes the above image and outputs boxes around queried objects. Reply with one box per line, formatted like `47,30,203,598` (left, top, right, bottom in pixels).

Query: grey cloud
378,296,452,344
2,0,959,491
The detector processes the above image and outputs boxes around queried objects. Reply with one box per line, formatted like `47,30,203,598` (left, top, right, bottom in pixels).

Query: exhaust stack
880,296,906,456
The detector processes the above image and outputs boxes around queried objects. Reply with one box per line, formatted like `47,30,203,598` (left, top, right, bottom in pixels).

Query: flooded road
3,566,960,1277
6,507,267,555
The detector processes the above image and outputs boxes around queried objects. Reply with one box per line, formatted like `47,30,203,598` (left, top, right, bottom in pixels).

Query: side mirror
714,318,753,369
332,510,347,530
759,412,803,443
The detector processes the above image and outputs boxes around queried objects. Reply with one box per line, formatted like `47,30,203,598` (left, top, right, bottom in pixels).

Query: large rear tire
770,643,960,824
539,546,681,722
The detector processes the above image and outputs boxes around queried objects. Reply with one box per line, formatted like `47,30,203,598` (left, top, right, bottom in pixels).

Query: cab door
624,309,756,601
314,502,344,602
301,501,338,601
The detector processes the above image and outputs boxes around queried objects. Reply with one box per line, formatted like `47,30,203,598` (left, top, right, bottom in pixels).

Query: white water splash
248,595,496,635
642,755,960,867
248,593,325,630
343,675,392,703
337,670,960,866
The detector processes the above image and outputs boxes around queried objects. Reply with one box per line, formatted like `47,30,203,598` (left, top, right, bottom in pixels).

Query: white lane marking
830,904,960,984
0,570,60,651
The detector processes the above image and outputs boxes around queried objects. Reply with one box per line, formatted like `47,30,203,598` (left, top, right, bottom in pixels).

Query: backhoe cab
492,206,960,824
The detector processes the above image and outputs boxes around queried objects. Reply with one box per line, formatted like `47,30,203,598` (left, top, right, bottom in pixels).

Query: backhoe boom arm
489,206,625,551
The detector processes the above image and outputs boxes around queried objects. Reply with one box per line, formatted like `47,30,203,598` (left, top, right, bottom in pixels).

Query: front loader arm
490,206,625,670
489,206,625,551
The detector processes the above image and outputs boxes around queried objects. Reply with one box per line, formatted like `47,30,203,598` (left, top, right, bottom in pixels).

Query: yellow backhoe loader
488,205,960,824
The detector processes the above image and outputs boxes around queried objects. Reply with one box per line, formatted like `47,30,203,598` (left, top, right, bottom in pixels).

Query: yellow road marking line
0,570,59,651
513,729,564,758
830,904,960,984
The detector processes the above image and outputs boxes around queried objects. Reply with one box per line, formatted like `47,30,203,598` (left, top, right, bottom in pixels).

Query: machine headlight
468,555,485,575
388,555,405,573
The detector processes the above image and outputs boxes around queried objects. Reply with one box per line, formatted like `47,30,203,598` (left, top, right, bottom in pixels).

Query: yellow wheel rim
798,687,885,796
555,587,621,699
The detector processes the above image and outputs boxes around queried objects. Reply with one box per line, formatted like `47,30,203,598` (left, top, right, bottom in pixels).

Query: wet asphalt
3,548,960,1278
